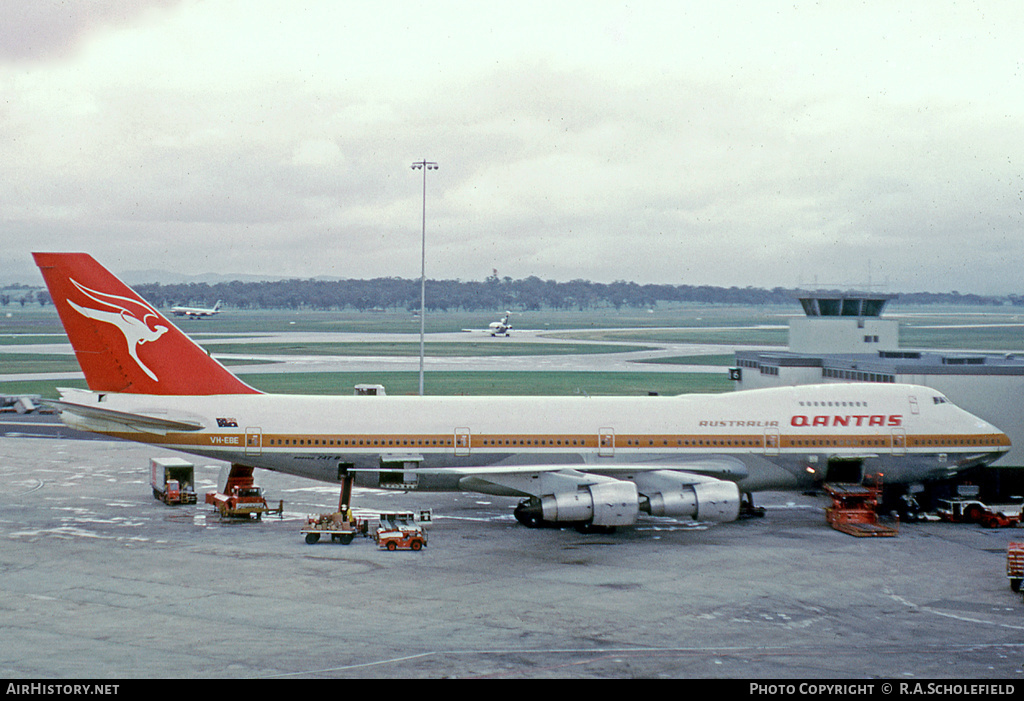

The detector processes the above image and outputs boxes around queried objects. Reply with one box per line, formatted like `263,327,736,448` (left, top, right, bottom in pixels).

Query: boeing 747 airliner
34,253,1011,532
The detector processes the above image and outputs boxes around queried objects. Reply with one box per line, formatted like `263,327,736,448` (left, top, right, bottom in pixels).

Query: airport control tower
789,293,898,354
733,291,1024,470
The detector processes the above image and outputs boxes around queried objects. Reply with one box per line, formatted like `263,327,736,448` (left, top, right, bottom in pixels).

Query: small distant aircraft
489,311,512,336
171,301,222,318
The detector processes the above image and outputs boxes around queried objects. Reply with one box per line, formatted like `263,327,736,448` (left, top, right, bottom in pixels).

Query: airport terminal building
733,293,1024,476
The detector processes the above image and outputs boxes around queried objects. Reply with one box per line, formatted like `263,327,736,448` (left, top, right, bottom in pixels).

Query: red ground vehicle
373,512,427,551
823,483,897,537
981,510,1022,529
936,498,1022,528
205,465,282,519
151,458,197,505
1009,542,1023,597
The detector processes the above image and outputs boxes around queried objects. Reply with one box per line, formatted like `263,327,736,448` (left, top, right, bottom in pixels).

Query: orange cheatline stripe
101,430,1009,452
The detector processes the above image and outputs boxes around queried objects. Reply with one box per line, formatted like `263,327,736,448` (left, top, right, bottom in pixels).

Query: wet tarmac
1,431,1023,679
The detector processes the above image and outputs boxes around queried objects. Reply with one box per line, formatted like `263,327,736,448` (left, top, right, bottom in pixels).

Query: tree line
126,277,862,312
10,275,1022,311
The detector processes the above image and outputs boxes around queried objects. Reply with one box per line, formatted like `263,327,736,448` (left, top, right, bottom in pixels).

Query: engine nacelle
640,477,741,523
540,480,640,527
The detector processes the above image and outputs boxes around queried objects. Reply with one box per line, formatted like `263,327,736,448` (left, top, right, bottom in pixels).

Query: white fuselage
56,383,1009,494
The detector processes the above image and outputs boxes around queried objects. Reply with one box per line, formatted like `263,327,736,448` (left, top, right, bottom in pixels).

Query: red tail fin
34,252,259,395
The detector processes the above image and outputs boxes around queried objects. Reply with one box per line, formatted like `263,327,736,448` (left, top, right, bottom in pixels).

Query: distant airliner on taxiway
171,300,221,318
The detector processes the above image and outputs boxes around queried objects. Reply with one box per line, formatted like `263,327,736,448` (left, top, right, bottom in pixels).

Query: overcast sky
2,1,1023,294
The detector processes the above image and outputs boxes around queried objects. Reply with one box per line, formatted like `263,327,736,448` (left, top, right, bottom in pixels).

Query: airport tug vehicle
374,512,428,551
936,498,1023,528
981,509,1022,529
1008,542,1023,598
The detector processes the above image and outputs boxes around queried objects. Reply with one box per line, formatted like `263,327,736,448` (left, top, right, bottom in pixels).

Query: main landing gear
740,492,766,519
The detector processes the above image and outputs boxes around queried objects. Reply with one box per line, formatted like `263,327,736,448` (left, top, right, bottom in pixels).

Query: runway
1,428,1022,679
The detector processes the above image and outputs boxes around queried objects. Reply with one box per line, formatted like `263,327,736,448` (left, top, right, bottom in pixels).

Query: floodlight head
411,164,422,170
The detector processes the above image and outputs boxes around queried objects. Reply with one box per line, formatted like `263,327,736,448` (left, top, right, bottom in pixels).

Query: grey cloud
0,0,181,62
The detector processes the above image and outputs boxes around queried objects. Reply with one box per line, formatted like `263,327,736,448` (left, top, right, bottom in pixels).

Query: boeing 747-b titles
34,253,1011,533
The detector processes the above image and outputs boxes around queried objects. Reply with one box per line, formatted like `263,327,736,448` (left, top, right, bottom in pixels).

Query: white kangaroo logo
67,278,168,382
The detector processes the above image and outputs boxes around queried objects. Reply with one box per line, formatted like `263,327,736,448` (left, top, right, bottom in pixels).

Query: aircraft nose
984,424,1011,461
984,418,1011,448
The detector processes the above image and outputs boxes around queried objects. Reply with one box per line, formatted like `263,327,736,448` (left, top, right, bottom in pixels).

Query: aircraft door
598,428,615,457
825,458,863,484
245,427,262,457
454,427,471,457
891,428,907,456
764,428,780,457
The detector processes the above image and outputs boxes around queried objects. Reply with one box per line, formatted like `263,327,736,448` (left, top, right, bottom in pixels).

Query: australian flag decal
216,418,239,428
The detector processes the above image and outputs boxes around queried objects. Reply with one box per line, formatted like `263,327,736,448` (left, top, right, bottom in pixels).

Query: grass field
5,302,1024,398
0,353,79,373
0,371,731,399
551,328,790,345
202,341,656,357
898,325,1024,350
0,304,798,335
232,370,731,396
633,354,736,366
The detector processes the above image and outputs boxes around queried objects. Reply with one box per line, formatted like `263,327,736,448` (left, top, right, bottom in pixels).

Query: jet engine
514,480,640,530
635,470,741,523
511,471,741,531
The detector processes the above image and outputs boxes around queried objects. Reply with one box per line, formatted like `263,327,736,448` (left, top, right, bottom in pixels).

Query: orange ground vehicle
205,465,282,519
1008,542,1023,597
823,483,897,537
936,498,1022,528
373,512,427,551
981,510,1022,529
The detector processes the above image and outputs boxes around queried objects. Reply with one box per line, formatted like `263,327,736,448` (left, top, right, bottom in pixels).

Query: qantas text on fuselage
791,415,903,427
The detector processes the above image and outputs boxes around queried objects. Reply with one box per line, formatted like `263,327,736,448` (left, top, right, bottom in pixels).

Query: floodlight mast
410,160,438,396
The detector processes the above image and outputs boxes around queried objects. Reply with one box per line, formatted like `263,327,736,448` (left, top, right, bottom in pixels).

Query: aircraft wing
419,457,747,497
420,460,745,526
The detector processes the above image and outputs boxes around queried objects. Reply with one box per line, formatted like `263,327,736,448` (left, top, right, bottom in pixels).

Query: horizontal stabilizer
45,399,204,435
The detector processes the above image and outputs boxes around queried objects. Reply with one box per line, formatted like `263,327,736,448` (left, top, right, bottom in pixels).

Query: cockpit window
933,396,947,404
